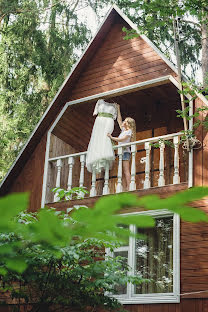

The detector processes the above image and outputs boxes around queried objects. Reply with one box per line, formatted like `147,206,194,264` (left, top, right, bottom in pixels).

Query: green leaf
0,267,7,276
0,193,29,230
28,208,72,246
6,257,27,273
0,242,22,255
115,215,155,228
171,206,208,223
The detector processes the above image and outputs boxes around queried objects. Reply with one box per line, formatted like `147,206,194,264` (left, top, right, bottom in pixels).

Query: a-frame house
1,4,208,311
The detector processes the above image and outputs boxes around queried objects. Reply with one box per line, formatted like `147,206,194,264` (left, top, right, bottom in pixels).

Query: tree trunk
202,14,208,88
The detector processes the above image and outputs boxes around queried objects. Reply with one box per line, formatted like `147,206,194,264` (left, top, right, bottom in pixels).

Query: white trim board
50,75,172,133
65,75,172,105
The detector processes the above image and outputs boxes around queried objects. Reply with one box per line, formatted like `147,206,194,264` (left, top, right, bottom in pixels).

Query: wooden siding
48,182,188,210
9,134,47,212
46,135,79,203
0,298,208,311
124,299,208,311
180,198,208,297
194,97,208,186
69,17,175,101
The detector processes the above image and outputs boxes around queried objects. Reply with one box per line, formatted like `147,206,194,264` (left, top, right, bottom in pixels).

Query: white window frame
106,209,180,304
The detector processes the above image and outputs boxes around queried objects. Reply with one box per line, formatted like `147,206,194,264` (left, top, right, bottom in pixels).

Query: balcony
44,131,189,205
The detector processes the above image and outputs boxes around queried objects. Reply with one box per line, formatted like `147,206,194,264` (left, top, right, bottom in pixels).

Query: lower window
107,210,180,304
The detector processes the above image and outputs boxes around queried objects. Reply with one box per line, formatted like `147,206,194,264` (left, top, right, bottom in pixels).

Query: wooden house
1,4,208,311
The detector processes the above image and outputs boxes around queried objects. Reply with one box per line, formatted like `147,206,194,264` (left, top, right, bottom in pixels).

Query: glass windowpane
114,250,128,295
135,216,173,294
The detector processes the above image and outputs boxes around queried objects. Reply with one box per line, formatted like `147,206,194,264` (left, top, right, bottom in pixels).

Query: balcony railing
46,132,185,203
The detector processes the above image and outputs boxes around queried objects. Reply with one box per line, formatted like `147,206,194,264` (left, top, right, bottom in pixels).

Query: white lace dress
86,99,117,173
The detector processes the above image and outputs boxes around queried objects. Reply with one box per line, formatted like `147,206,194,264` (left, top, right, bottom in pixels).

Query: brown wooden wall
9,134,47,212
194,97,208,186
124,299,208,311
1,298,208,312
180,198,208,298
46,134,86,203
69,16,175,101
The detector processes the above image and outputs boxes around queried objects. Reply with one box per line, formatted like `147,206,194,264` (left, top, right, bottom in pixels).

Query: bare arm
107,133,129,142
116,104,122,130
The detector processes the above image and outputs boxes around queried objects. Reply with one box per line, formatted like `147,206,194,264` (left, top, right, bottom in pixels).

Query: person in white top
107,104,136,191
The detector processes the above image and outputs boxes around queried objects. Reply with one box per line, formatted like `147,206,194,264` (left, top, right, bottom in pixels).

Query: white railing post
173,136,180,184
67,156,74,191
79,154,86,188
103,163,110,195
90,169,97,197
116,147,123,193
158,141,165,187
54,159,62,202
143,142,151,189
130,144,136,191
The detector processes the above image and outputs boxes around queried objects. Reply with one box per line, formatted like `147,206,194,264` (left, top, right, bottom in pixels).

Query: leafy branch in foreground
0,187,208,310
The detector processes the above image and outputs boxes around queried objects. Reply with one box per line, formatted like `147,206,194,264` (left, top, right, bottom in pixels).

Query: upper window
107,210,180,304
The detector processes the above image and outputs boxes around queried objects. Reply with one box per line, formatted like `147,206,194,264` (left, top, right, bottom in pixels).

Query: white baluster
67,156,74,191
103,163,110,195
90,169,97,197
158,141,165,187
130,144,136,191
54,159,62,202
143,142,151,189
173,136,180,184
116,147,123,193
79,154,86,188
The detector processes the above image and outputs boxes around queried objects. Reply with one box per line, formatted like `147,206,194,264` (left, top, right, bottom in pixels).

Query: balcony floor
47,182,188,212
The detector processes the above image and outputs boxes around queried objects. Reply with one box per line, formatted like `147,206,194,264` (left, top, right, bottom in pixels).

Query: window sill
113,293,180,304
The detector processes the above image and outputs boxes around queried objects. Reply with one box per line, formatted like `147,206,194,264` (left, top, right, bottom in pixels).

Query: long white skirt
86,116,115,173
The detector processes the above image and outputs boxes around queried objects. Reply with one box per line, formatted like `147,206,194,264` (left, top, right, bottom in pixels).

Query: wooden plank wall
194,97,208,186
9,134,47,212
181,199,208,298
0,298,208,311
46,134,80,203
69,16,175,101
124,299,208,311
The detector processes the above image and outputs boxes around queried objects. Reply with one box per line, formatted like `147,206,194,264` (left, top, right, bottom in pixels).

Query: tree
0,0,94,181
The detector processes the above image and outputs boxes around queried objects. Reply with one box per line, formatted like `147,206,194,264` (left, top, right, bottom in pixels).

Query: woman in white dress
86,99,117,173
108,105,136,191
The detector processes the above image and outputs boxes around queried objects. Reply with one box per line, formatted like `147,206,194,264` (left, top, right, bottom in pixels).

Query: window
107,210,180,304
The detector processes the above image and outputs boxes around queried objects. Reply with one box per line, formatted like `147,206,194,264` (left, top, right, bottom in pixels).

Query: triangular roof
0,4,208,195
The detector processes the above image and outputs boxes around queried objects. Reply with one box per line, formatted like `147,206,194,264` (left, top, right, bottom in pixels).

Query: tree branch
0,0,79,25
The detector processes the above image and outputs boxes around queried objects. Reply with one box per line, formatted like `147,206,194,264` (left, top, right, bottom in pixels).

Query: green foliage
51,186,89,201
0,187,208,309
175,82,208,142
0,0,93,181
150,139,174,148
137,186,208,222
